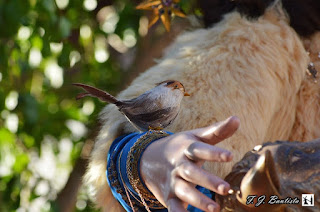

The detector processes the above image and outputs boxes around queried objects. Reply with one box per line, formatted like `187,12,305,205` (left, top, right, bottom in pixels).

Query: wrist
126,130,171,209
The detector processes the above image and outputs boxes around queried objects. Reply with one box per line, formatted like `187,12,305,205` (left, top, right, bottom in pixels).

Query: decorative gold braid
118,150,137,212
126,130,170,210
135,186,152,212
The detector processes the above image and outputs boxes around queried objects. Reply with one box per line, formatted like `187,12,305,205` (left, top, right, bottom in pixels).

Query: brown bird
73,80,190,131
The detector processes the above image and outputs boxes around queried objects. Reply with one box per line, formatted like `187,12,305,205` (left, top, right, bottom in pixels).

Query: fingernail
228,189,234,195
208,204,216,212
220,152,231,161
217,184,229,194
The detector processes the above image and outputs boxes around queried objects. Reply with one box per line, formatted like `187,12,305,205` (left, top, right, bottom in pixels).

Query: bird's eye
174,85,178,89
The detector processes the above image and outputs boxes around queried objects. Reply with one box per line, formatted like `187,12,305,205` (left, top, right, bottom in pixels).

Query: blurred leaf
0,128,15,145
19,133,35,148
31,36,43,50
41,36,52,57
19,93,39,126
58,43,71,67
0,0,30,37
42,0,56,14
13,153,29,173
0,0,190,210
59,17,71,38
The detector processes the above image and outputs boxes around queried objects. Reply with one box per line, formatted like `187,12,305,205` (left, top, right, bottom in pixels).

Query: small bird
73,80,190,131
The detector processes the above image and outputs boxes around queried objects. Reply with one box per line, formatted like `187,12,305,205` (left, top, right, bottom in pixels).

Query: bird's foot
148,126,164,131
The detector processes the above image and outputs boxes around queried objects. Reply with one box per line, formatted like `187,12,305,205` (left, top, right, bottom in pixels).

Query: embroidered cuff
107,131,171,212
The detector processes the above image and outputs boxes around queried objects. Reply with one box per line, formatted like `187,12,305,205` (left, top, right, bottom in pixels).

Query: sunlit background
0,0,197,211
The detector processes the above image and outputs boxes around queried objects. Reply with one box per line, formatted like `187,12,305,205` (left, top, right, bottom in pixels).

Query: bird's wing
128,107,173,123
119,93,156,112
119,91,161,115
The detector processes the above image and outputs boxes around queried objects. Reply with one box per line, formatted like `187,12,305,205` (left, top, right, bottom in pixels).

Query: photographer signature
246,195,300,207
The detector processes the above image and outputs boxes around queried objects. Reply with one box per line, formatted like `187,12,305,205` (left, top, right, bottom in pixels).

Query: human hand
140,116,240,212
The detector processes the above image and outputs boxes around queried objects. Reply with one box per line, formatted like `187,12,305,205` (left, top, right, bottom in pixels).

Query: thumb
190,116,240,145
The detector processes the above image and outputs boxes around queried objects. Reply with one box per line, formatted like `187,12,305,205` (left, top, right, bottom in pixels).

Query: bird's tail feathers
75,92,89,100
73,83,119,104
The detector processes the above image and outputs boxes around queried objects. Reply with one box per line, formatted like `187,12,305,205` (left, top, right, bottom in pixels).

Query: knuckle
175,182,191,196
177,162,194,179
192,194,212,209
174,133,189,142
187,142,197,154
171,167,179,178
185,142,202,162
208,177,221,188
198,197,210,207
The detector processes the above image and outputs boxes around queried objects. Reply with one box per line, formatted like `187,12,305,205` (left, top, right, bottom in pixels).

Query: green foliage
0,0,199,211
0,0,142,211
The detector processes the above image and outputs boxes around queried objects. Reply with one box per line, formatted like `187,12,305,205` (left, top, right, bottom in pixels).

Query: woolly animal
84,1,320,211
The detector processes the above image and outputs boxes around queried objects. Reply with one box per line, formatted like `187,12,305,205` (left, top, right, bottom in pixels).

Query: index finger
190,116,240,145
185,142,233,162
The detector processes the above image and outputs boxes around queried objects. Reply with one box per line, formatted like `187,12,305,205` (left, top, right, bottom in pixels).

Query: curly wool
84,4,320,211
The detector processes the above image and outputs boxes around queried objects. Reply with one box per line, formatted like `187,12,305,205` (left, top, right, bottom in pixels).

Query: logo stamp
302,194,314,207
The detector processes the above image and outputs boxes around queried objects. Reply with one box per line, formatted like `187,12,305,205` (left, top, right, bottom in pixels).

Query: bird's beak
184,92,191,96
